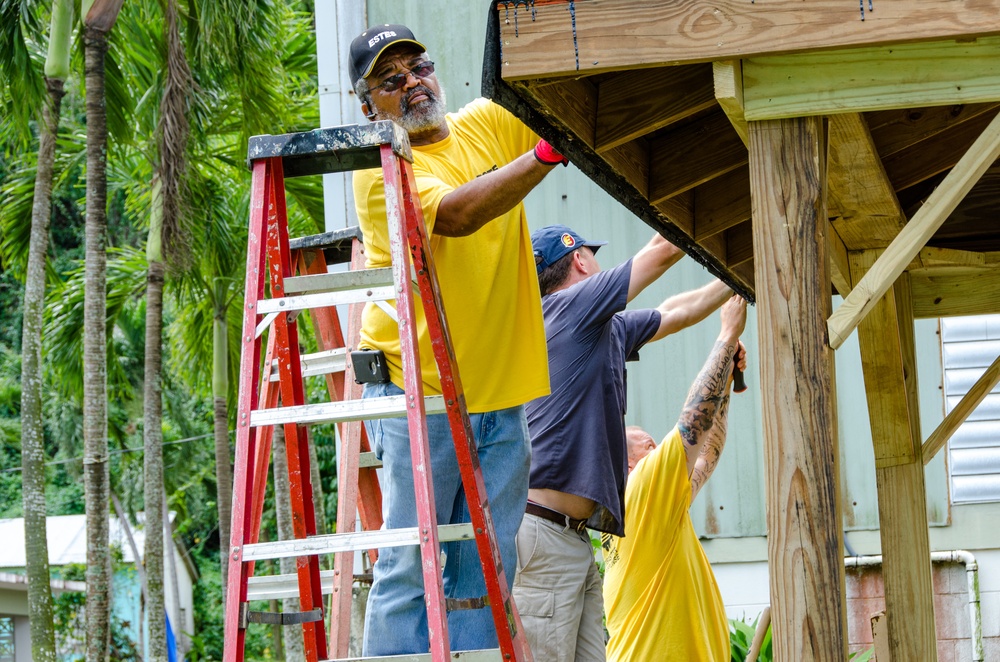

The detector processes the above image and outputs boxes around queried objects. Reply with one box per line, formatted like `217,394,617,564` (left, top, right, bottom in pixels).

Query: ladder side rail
382,145,452,661
224,159,273,662
265,161,328,662
399,159,532,662
248,332,280,568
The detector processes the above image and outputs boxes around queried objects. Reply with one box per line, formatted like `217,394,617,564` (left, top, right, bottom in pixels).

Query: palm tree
143,0,193,655
81,0,124,658
14,1,74,660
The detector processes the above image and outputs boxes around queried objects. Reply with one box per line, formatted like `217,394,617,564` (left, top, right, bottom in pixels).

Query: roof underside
483,0,1000,312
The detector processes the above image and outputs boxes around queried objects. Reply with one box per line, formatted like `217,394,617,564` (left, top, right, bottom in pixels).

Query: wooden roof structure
483,1,1000,660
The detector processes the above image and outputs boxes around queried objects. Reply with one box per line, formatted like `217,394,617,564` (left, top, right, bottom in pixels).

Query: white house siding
942,315,1000,503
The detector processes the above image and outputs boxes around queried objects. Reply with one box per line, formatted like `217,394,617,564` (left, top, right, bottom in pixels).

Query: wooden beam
731,259,755,292
694,165,750,241
652,191,694,237
648,110,746,204
726,221,753,267
868,102,1000,159
826,110,1000,349
827,113,906,250
714,60,748,146
595,64,715,152
851,252,937,662
883,107,1000,191
911,268,1000,318
524,77,597,146
828,224,851,297
497,0,1000,79
922,352,1000,464
742,36,1000,120
749,116,847,662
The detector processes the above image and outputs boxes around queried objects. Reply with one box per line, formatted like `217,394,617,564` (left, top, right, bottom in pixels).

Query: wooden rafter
693,165,750,241
595,65,715,151
868,102,1000,159
827,110,1000,349
648,109,746,204
884,107,1000,191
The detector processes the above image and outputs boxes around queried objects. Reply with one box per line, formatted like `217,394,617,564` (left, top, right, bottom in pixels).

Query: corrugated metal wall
942,315,1000,503
356,1,950,537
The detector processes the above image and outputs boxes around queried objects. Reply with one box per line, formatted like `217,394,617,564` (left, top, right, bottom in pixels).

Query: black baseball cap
349,24,427,87
532,225,607,274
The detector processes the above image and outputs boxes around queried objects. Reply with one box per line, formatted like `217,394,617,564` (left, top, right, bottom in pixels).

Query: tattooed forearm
690,393,730,502
678,340,736,447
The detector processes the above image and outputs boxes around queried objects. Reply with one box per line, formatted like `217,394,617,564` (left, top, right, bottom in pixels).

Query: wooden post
852,251,938,662
749,117,847,661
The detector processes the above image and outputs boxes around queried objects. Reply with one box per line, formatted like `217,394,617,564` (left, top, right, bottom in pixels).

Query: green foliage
728,614,875,662
729,614,772,662
1,0,321,655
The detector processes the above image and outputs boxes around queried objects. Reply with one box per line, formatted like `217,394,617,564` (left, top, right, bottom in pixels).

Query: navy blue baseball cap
349,24,427,87
532,225,607,274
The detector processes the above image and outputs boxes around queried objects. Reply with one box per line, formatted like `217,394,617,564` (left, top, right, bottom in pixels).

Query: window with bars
941,315,1000,503
0,616,14,662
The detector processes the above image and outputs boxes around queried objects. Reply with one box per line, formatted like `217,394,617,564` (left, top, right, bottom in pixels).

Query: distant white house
0,514,196,661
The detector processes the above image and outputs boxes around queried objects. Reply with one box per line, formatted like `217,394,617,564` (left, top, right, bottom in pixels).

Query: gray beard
393,84,448,135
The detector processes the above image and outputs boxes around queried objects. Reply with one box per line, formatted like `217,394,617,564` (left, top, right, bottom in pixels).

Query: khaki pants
512,513,606,661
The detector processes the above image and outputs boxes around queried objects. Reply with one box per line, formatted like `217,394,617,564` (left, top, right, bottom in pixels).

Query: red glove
534,139,569,166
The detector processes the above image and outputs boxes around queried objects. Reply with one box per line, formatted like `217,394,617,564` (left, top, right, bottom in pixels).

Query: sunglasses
371,61,436,93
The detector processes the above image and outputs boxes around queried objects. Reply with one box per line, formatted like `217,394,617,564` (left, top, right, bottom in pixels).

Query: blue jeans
361,381,531,656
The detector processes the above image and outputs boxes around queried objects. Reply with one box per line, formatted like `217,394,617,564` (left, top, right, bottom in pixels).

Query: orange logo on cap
561,233,576,248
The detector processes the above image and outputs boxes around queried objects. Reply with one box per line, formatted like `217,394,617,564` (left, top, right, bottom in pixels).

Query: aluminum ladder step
269,347,347,381
242,522,475,563
321,650,502,661
250,394,446,427
258,268,395,315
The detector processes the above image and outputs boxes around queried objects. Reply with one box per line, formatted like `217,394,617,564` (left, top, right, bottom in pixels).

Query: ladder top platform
289,226,363,266
247,121,412,177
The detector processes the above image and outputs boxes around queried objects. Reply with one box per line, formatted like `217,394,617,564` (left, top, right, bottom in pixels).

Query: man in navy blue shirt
512,225,732,660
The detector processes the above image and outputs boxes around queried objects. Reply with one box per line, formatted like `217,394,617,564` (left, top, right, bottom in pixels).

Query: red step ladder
222,121,533,662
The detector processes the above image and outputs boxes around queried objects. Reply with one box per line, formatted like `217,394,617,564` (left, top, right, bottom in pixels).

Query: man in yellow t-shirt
603,296,748,661
347,24,566,656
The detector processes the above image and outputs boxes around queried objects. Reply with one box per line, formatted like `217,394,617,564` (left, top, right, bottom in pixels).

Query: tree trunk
213,299,233,597
20,74,65,662
144,252,167,662
272,427,305,660
83,24,112,662
147,0,191,653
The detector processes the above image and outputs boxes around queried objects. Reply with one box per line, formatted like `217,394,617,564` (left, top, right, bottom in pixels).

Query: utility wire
1,430,234,474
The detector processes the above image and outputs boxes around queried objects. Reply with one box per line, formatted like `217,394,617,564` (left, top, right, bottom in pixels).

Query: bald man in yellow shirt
603,295,748,661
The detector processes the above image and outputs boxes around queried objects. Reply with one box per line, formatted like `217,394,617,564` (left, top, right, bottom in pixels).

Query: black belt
526,502,589,533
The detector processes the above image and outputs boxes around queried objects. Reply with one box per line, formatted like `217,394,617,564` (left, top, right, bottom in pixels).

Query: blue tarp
165,611,178,662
